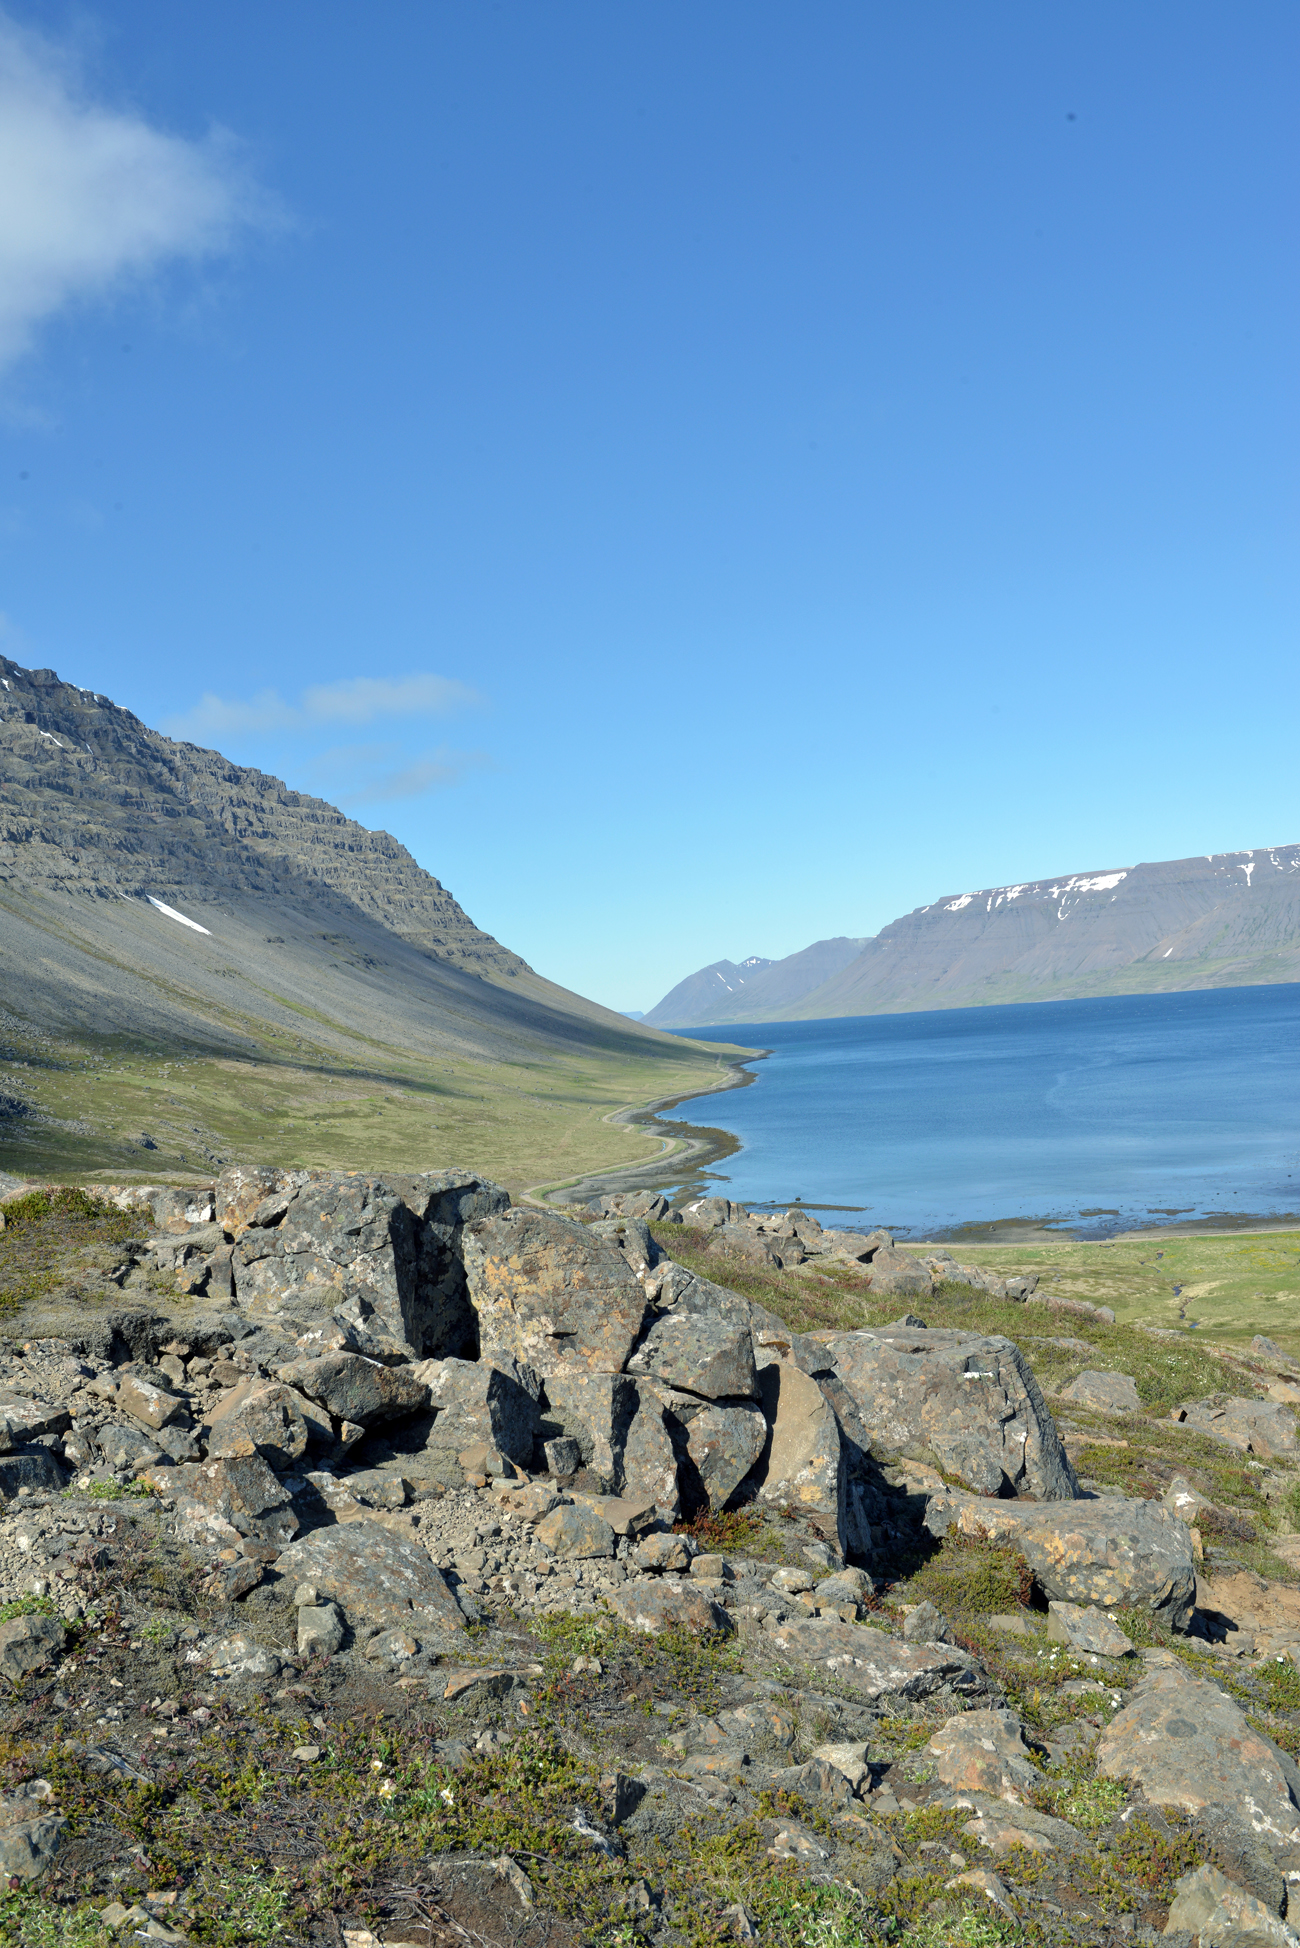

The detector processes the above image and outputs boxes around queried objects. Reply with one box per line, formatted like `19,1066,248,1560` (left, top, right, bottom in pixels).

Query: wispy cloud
308,741,491,805
0,11,269,373
164,673,482,744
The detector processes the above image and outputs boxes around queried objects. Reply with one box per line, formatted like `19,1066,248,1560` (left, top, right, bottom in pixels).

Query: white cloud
307,741,490,805
301,674,481,726
164,673,481,744
0,12,266,372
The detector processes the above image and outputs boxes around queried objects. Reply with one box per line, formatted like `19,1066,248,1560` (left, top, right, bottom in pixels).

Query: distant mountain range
643,849,1300,1027
644,940,866,1029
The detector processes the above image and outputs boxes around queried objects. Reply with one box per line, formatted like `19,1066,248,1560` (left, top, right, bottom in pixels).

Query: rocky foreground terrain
1,1177,1300,1945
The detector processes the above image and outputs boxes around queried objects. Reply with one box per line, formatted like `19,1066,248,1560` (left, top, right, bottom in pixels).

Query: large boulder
275,1519,466,1635
670,1395,767,1512
146,1453,299,1544
539,1371,635,1491
805,1323,1078,1501
618,1384,681,1516
462,1208,649,1377
768,1617,987,1703
1176,1397,1299,1460
925,1493,1197,1630
1058,1370,1141,1414
205,1378,314,1469
538,1372,680,1515
1097,1658,1300,1876
223,1168,508,1357
607,1581,732,1636
273,1351,428,1428
414,1354,541,1474
625,1313,758,1401
863,1246,932,1296
751,1360,871,1559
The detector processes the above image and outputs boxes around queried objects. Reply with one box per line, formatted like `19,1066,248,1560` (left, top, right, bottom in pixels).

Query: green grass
0,981,748,1198
0,1187,143,1319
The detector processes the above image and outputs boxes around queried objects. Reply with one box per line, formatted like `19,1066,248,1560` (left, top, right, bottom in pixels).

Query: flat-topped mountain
0,656,730,1185
645,848,1300,1025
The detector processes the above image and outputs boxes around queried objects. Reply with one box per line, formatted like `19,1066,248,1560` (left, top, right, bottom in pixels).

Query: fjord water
675,984,1300,1239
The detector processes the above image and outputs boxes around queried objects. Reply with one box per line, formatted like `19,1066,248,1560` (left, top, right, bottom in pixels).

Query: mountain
643,939,867,1028
0,656,733,1185
643,850,1300,1026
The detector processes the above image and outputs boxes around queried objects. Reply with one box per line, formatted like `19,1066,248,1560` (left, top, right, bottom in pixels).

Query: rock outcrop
926,1493,1197,1630
805,1323,1078,1501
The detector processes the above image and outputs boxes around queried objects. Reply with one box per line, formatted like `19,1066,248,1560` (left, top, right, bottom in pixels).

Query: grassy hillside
0,892,752,1196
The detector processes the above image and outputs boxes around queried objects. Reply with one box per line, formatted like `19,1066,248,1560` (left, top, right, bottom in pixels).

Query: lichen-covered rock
807,1323,1077,1500
273,1351,428,1428
1045,1600,1134,1657
414,1354,541,1471
927,1709,1041,1801
115,1370,189,1431
0,1614,64,1680
534,1502,615,1559
0,1397,71,1452
606,1581,732,1636
0,1449,68,1497
297,1603,344,1658
941,1794,1089,1857
767,1617,986,1702
626,1313,758,1401
1164,1863,1296,1946
1058,1370,1141,1414
619,1384,681,1517
205,1377,313,1469
146,1453,299,1544
463,1208,649,1376
862,1246,932,1296
540,1371,633,1492
96,1422,163,1474
0,1781,65,1882
226,1168,509,1357
679,1398,767,1510
1096,1659,1300,1872
1177,1397,1299,1460
751,1359,870,1559
273,1518,466,1634
925,1492,1197,1630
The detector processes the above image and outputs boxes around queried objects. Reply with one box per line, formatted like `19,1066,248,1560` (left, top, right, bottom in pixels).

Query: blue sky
1,3,1295,1012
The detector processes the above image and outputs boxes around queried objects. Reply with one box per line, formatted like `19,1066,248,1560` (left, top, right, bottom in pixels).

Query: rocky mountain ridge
646,847,1300,1024
0,655,522,979
0,655,727,1185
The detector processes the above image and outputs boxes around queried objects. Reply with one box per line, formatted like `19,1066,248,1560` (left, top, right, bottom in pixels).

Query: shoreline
523,1050,767,1208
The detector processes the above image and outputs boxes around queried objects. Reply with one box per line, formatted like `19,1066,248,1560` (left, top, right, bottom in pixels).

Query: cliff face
644,850,1300,1026
0,656,523,979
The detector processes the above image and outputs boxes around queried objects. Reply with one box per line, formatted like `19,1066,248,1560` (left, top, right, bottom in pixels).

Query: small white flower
370,1759,385,1772
440,1787,455,1805
377,1778,398,1798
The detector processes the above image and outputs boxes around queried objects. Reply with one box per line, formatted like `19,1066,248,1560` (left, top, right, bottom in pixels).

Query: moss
0,1188,142,1320
906,1530,1035,1618
0,1593,60,1624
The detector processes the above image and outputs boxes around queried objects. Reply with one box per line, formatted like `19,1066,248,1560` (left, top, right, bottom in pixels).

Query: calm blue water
671,985,1300,1239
